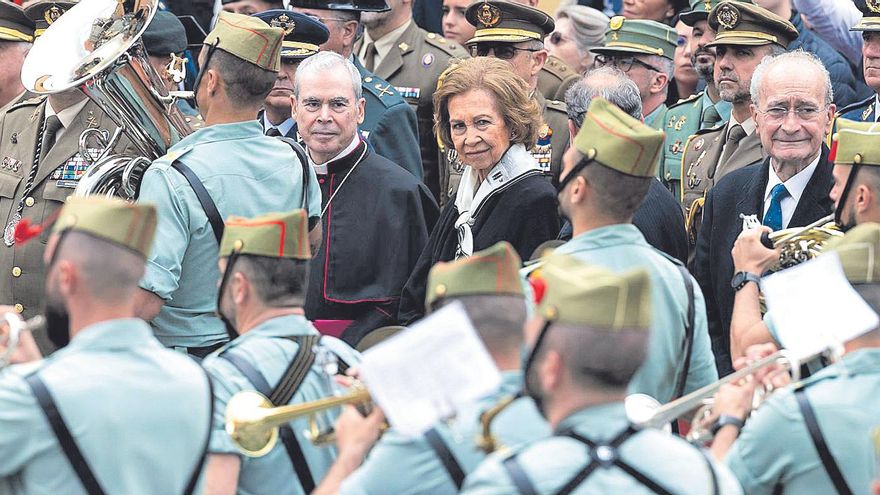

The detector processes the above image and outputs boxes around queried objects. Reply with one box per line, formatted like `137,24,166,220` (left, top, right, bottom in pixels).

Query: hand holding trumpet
0,306,44,367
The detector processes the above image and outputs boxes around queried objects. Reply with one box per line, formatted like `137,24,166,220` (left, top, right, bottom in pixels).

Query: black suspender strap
184,371,214,495
24,373,107,495
502,455,539,495
794,389,854,495
269,335,319,406
424,427,466,489
673,265,696,400
170,160,224,245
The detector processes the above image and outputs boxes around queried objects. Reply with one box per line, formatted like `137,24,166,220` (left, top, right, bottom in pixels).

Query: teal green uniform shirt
0,319,212,494
645,103,668,130
725,348,880,495
138,121,322,348
339,372,551,495
461,403,743,494
549,224,718,403
202,314,360,495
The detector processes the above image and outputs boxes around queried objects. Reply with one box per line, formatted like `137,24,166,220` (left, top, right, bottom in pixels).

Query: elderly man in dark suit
694,50,835,376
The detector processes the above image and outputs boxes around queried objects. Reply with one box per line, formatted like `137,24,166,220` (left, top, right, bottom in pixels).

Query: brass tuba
760,214,842,272
20,0,194,200
0,313,45,369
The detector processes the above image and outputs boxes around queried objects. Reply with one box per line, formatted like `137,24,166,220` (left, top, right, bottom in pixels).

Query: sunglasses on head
470,43,540,60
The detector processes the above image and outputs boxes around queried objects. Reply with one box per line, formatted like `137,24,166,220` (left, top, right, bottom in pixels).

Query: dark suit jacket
694,147,834,376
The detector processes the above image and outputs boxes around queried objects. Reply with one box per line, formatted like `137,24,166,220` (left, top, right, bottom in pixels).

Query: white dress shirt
762,152,821,229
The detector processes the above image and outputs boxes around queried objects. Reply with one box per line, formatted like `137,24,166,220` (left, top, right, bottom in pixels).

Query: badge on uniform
447,148,464,173
740,213,761,231
1,157,22,173
51,149,102,188
675,116,687,131
395,86,420,99
670,140,682,154
422,54,434,67
531,124,553,173
863,103,874,122
694,138,705,151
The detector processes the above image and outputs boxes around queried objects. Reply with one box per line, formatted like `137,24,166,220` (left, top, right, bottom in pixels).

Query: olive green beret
23,1,73,40
51,197,157,258
572,97,665,178
426,241,523,308
680,0,754,26
219,210,311,260
831,119,880,167
531,255,651,330
465,0,554,45
825,223,880,285
706,1,798,48
0,1,34,42
205,11,283,72
590,16,677,60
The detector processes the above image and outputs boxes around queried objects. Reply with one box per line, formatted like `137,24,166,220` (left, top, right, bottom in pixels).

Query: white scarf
453,144,540,258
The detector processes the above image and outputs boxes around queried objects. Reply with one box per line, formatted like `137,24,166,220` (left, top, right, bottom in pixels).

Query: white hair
293,51,363,100
750,49,833,107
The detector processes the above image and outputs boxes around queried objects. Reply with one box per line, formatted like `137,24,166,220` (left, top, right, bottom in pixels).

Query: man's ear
531,49,548,78
540,349,564,391
650,70,669,95
357,97,366,125
232,271,250,305
342,20,359,46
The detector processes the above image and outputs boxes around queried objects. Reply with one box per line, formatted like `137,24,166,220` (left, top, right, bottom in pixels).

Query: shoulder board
694,122,725,135
7,94,46,111
361,75,403,104
669,91,702,109
545,99,567,112
837,94,874,116
424,32,466,56
542,56,575,81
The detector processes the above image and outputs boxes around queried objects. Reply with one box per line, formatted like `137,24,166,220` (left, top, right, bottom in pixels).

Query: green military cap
706,1,797,48
852,0,880,32
531,255,651,330
832,119,880,167
51,197,157,258
465,1,554,45
0,2,34,42
219,210,311,260
679,0,753,26
573,97,665,178
824,223,880,285
426,241,523,308
22,1,73,39
590,16,677,60
204,11,284,72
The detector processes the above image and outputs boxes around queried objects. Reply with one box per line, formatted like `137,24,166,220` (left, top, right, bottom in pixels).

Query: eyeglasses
548,32,567,45
593,53,660,73
758,106,825,122
470,43,540,60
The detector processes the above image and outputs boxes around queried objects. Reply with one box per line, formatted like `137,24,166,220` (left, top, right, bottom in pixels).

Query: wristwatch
712,414,745,435
730,271,760,291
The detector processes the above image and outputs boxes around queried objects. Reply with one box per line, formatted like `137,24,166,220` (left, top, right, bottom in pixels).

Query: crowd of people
0,0,879,493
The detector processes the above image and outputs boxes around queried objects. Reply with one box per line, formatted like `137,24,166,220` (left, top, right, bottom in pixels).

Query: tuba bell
20,0,194,200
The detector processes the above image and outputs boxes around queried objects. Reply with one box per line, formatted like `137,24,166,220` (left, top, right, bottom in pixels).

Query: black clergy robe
304,139,439,346
398,173,559,324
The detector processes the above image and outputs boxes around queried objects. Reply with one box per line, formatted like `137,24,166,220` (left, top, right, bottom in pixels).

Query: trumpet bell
225,391,279,458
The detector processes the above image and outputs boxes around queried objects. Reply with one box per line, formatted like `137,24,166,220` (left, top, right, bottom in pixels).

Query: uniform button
665,172,672,180
13,304,23,313
364,77,373,83
11,266,21,277
427,33,436,39
319,178,325,184
24,197,34,207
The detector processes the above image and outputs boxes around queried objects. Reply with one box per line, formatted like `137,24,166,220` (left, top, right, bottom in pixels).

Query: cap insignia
45,5,64,25
476,3,501,28
271,14,295,35
869,0,880,14
716,4,740,30
609,16,624,31
703,0,712,12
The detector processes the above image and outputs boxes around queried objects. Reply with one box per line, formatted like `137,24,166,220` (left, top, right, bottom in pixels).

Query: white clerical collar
309,134,361,175
45,98,89,129
765,152,821,205
262,114,295,137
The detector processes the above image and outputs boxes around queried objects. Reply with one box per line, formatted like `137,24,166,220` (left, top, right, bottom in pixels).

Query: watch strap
713,414,745,435
732,271,760,291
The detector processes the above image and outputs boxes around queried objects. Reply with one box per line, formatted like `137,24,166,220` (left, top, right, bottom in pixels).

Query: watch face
732,272,744,288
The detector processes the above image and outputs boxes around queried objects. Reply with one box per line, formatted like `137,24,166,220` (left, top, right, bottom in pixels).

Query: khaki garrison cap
832,119,880,167
426,241,524,308
824,223,880,285
220,210,311,260
531,255,651,330
465,0,554,45
573,97,665,178
0,2,34,42
707,1,797,48
591,16,677,59
205,11,284,72
52,197,157,258
679,0,754,26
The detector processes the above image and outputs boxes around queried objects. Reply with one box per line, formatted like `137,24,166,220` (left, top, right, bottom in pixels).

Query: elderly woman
398,57,559,324
547,5,609,75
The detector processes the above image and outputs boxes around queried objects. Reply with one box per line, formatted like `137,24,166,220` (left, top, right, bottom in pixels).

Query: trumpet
0,313,46,368
475,394,519,454
225,384,371,457
760,214,842,271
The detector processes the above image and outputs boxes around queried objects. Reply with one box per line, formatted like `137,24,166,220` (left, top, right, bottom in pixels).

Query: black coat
398,172,560,324
694,147,834,375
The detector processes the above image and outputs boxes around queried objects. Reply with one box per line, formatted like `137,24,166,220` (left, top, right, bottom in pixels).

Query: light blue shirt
726,348,880,495
339,371,550,495
0,319,212,495
462,403,743,495
138,121,322,348
202,314,360,495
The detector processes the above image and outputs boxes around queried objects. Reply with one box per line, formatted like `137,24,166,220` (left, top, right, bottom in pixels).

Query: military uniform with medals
536,54,580,102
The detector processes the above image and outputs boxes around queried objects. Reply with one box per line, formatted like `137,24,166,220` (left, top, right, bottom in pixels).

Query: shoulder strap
184,371,214,495
170,160,223,245
673,264,696,400
502,454,539,495
794,389,854,495
24,373,107,495
424,427,466,489
278,137,311,213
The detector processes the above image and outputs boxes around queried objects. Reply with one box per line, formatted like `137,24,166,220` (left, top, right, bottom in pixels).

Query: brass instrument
20,0,193,200
475,394,518,454
0,314,46,368
225,385,371,457
761,214,842,272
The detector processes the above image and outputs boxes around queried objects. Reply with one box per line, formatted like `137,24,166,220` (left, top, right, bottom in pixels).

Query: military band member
355,0,467,200
832,1,880,124
143,10,189,93
551,97,717,404
313,241,549,495
461,255,743,494
1,0,134,355
659,0,733,199
0,197,213,494
202,209,360,495
711,223,880,495
286,0,425,181
0,2,33,110
134,12,321,357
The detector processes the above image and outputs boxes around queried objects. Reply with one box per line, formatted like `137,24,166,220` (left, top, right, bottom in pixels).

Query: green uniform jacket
536,55,581,102
644,102,668,130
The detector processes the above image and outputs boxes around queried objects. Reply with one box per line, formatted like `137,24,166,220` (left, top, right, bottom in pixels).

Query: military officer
0,2,33,110
313,241,550,495
548,97,718,404
834,2,880,124
0,0,135,355
537,53,581,102
590,16,677,130
286,0,424,181
134,12,321,357
355,0,467,200
202,209,360,495
461,255,743,494
659,0,733,199
0,197,212,494
711,223,880,494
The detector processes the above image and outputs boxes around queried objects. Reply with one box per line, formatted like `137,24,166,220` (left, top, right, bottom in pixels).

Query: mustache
717,70,740,82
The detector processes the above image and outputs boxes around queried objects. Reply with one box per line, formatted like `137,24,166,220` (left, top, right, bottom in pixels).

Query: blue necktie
763,183,789,231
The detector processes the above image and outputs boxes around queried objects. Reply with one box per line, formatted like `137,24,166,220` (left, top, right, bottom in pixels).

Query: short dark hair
436,295,526,354
56,231,145,303
546,323,648,388
581,159,652,220
235,255,309,307
209,49,277,106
